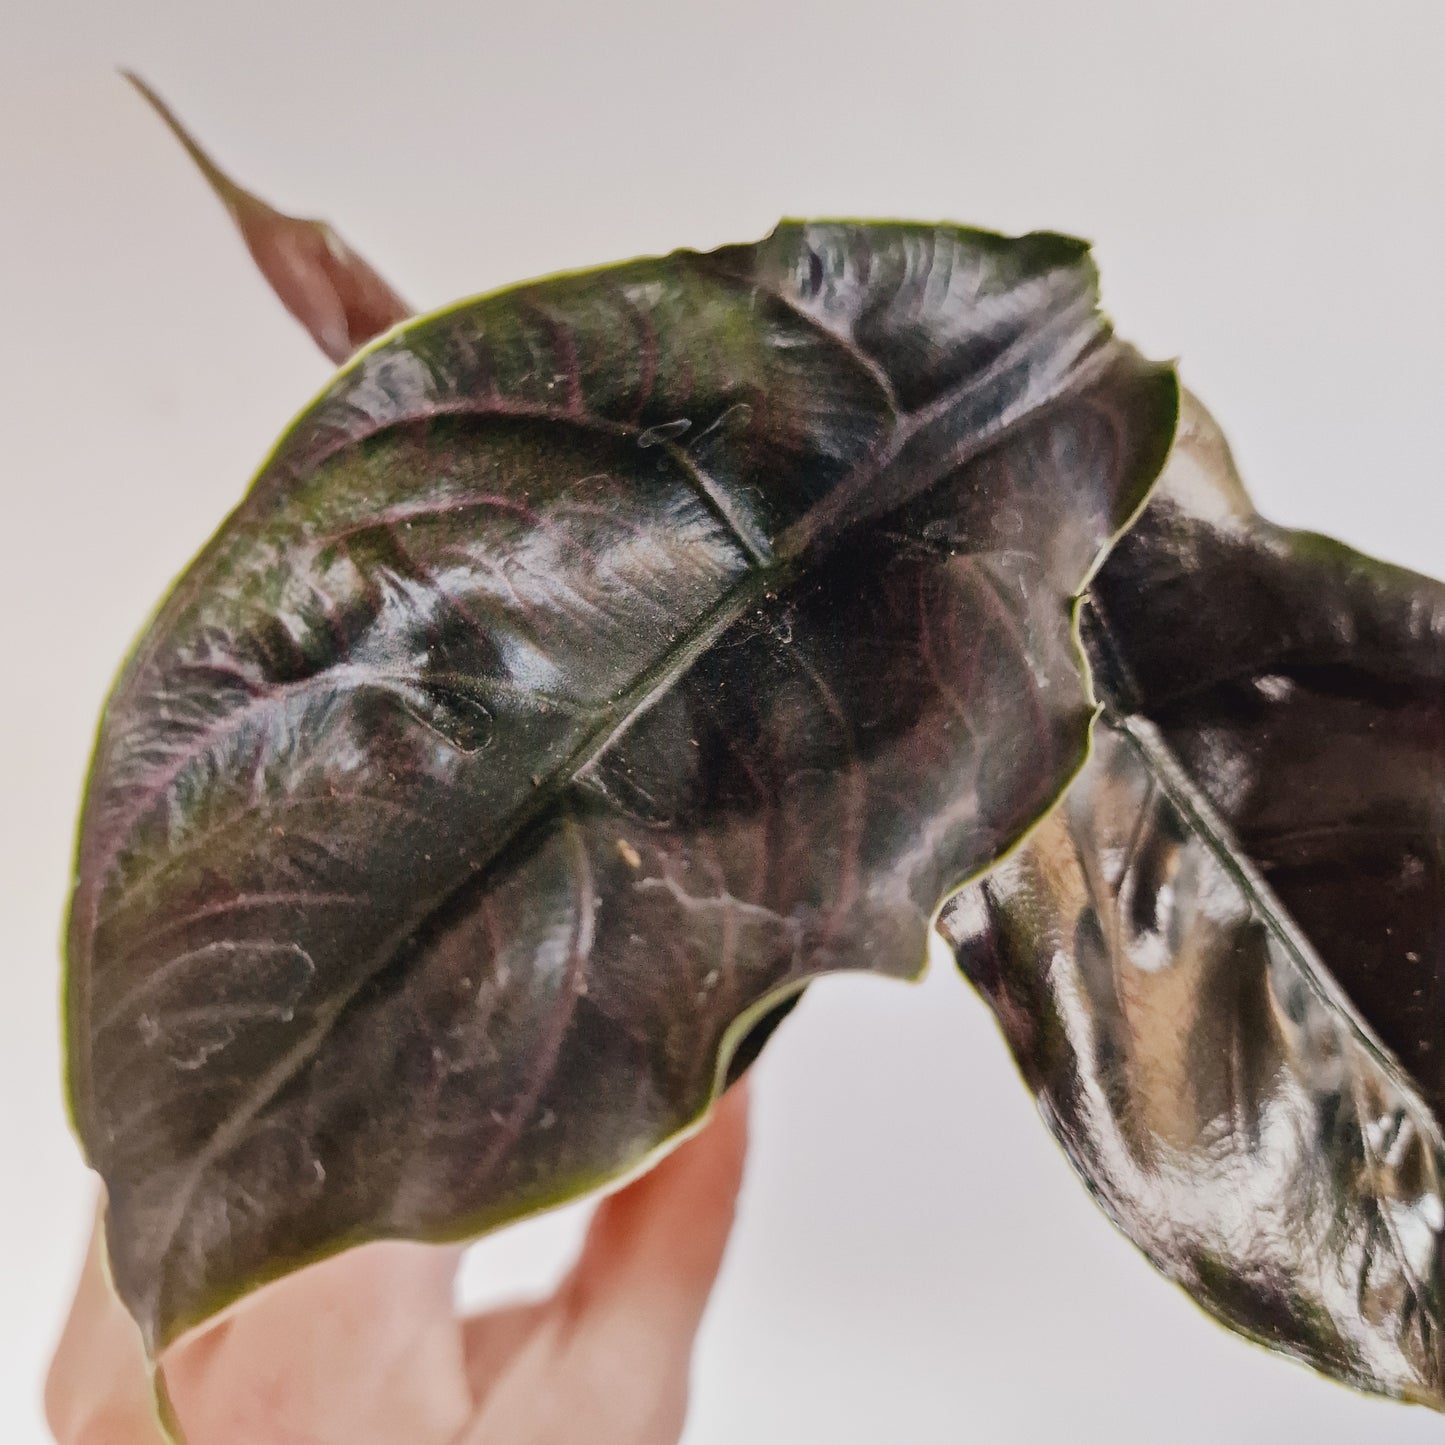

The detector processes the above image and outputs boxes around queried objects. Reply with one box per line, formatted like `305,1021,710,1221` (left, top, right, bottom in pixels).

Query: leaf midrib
95,258,1125,1341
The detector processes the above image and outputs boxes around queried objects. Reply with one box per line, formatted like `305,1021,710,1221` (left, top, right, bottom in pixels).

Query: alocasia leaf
941,393,1445,1405
67,212,1178,1350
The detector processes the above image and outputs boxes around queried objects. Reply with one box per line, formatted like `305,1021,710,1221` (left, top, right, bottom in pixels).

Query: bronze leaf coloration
943,395,1445,1406
68,180,1177,1350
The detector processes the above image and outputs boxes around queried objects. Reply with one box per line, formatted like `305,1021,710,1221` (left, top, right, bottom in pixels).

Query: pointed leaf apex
122,71,411,362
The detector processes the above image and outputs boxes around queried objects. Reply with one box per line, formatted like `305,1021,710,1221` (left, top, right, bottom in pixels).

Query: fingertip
567,1081,752,1323
621,1080,751,1210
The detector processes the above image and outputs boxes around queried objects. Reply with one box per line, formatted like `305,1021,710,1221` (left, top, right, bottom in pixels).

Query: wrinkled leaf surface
68,222,1177,1349
1088,397,1445,1113
942,395,1445,1404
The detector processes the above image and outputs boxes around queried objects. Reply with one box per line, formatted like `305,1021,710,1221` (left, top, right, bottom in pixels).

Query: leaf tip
119,72,410,363
120,70,238,207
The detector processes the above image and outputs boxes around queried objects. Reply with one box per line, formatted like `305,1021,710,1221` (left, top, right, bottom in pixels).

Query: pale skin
46,1084,749,1445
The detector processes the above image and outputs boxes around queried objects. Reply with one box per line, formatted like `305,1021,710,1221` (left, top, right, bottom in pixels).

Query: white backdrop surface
3,2,1444,1441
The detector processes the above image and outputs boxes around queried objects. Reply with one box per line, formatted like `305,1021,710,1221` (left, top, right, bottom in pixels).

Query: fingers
47,1200,477,1445
456,1083,750,1444
161,1238,474,1445
46,1197,167,1445
566,1081,750,1333
49,1087,750,1445
458,1298,550,1406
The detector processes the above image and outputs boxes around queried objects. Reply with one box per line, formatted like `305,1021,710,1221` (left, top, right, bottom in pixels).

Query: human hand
46,1084,749,1445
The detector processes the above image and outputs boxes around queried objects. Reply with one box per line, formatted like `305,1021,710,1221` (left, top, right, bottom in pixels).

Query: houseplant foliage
67,80,1445,1411
941,393,1445,1402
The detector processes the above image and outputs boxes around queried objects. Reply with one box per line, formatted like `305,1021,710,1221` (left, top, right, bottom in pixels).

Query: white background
4,1,1445,1440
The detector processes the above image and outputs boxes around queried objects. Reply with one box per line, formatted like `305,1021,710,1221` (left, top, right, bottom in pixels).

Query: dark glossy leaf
67,221,1178,1350
125,74,410,360
1087,396,1445,1118
941,393,1445,1405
